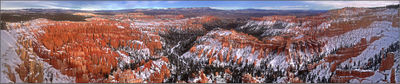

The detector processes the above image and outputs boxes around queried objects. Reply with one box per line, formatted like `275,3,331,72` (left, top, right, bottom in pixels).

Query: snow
322,21,398,55
374,9,398,16
1,20,76,83
117,51,131,68
269,55,289,71
349,79,360,83
307,62,331,83
132,40,144,45
338,21,400,69
361,71,385,83
275,77,287,83
1,30,74,83
117,26,125,29
294,35,304,39
1,30,23,83
41,59,76,83
239,20,297,37
392,49,400,83
317,22,331,30
134,59,169,81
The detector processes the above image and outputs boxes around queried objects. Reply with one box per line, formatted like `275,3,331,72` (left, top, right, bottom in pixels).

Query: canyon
1,5,399,83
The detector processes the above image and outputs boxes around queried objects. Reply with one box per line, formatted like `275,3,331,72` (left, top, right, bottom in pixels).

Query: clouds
1,1,399,10
305,1,399,9
1,1,66,9
1,1,194,10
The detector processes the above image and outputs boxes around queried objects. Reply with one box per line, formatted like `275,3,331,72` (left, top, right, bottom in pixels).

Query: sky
1,1,399,10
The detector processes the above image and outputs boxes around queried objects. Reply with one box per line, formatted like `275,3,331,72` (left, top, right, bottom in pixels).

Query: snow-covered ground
1,30,23,83
1,21,75,83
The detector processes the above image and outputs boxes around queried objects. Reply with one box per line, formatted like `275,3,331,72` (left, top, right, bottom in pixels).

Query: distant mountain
1,7,327,18
93,7,327,18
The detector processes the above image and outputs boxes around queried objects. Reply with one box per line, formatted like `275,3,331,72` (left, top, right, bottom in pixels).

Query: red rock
379,53,394,71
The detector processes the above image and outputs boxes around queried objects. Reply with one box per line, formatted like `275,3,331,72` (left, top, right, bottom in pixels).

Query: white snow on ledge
1,30,22,83
322,21,399,56
340,21,400,69
308,21,400,83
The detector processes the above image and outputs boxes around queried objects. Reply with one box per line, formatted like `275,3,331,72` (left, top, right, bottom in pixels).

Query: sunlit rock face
1,6,399,83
